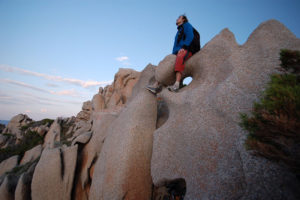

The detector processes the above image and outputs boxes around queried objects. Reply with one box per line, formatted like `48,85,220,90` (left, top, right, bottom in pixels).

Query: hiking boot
146,85,162,94
167,84,179,92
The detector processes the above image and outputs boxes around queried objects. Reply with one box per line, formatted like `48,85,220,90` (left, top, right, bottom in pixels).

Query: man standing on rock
147,14,200,93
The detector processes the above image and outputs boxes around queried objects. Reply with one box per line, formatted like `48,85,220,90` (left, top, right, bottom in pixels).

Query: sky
0,0,300,121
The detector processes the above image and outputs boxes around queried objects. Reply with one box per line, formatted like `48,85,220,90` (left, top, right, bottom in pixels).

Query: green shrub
5,157,39,177
60,120,74,147
0,131,44,163
280,49,300,74
21,125,29,131
21,118,54,131
240,49,300,176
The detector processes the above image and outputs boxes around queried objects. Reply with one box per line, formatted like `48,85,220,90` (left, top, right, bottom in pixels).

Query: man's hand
178,48,185,53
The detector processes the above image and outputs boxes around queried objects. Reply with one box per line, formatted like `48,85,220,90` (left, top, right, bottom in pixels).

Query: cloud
1,79,84,99
1,79,49,93
0,64,112,88
50,89,80,97
116,56,129,62
0,94,12,99
40,108,47,113
20,91,83,105
46,83,59,88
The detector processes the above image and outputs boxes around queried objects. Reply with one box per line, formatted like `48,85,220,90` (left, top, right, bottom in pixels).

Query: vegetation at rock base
0,131,44,163
240,49,300,176
60,119,75,146
21,118,54,131
5,157,39,177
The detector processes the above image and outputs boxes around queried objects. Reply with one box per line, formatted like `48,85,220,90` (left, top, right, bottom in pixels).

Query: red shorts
174,49,192,73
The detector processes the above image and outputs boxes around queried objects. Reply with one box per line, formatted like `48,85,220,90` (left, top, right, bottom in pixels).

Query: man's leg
169,49,192,92
169,72,182,92
176,71,182,83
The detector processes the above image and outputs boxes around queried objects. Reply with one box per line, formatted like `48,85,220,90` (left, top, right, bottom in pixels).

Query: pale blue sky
0,0,300,120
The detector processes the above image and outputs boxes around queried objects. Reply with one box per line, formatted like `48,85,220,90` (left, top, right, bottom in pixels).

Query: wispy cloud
1,79,49,93
46,83,59,88
50,89,80,97
0,94,12,100
116,56,129,62
0,64,112,88
1,79,83,98
115,56,133,66
0,91,83,106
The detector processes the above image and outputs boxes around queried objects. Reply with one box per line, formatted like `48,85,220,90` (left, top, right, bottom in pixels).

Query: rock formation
31,145,78,200
2,114,32,141
151,20,300,200
0,19,300,200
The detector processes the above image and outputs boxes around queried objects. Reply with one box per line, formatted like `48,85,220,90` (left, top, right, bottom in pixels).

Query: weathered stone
76,101,92,121
0,134,8,147
31,145,78,200
129,64,156,103
43,118,62,148
71,120,92,140
101,68,140,109
0,175,19,200
73,111,118,200
0,155,19,177
155,54,177,86
151,20,300,199
36,125,49,137
15,163,36,200
82,101,92,111
92,93,106,112
20,145,42,165
71,131,92,146
3,114,32,139
89,89,157,200
156,98,169,129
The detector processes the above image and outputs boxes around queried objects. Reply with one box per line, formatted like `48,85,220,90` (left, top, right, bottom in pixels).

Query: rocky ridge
0,19,300,200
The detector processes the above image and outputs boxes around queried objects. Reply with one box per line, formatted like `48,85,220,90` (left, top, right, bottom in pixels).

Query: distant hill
0,120,9,125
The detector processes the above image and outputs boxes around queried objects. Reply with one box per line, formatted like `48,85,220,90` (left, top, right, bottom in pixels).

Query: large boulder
0,175,19,200
76,101,92,121
71,131,92,146
92,89,106,112
72,111,118,200
2,114,32,139
101,68,141,109
43,118,62,148
151,20,300,199
20,145,42,165
154,54,177,86
0,155,19,177
0,134,8,147
31,145,78,200
36,125,49,137
89,89,157,199
14,163,36,200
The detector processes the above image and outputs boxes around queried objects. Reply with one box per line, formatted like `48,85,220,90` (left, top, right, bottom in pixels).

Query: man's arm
172,32,179,54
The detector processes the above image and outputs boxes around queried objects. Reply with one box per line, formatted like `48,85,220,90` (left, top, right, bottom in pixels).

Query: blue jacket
172,22,194,55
